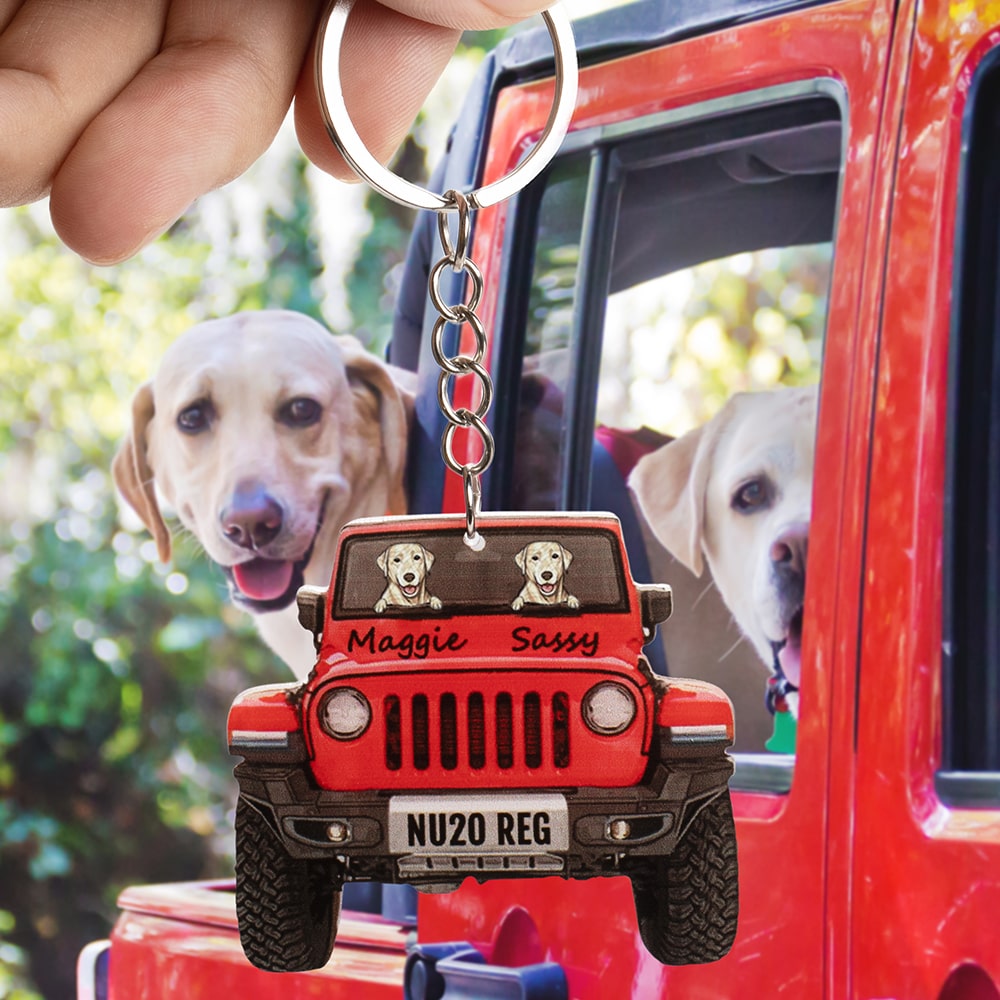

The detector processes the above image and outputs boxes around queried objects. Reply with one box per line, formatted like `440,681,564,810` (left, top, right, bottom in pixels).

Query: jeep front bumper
233,740,733,885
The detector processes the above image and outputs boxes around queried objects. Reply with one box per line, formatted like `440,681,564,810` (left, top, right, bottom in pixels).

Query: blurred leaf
157,617,225,654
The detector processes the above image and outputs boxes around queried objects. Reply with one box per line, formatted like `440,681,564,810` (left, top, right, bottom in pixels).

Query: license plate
388,793,569,854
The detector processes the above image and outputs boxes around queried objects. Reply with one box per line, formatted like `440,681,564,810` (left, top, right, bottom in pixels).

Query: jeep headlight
581,682,636,735
320,688,371,740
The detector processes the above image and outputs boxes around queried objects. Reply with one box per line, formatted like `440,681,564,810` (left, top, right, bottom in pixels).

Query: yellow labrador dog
512,541,580,610
374,543,442,613
628,386,817,715
113,310,414,678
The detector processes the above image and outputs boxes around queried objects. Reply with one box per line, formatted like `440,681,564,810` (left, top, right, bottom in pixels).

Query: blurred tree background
0,152,358,1000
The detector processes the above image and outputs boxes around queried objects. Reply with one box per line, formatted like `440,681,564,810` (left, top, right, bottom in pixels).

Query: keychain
229,0,739,974
316,0,578,551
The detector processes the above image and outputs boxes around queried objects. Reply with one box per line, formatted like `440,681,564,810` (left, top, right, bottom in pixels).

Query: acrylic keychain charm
228,0,739,975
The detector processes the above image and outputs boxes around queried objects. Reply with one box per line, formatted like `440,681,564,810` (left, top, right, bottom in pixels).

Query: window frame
489,79,849,794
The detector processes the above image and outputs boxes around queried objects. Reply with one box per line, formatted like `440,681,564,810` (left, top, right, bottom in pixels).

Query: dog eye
177,401,213,434
732,478,771,513
414,554,422,561
280,397,322,427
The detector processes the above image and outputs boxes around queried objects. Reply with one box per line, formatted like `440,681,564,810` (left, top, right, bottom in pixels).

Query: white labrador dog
512,541,579,610
628,386,817,715
113,310,414,678
374,543,442,613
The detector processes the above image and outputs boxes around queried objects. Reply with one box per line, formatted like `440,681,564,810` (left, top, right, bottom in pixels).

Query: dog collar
766,673,798,715
766,642,799,715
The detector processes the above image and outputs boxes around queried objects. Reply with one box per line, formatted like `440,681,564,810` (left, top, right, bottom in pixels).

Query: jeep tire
235,796,341,972
628,792,739,965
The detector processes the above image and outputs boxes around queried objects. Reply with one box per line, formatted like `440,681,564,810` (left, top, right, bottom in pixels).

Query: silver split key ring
315,0,578,213
315,0,578,545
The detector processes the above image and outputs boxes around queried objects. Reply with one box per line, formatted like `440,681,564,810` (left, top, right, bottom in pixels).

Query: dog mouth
401,584,419,597
226,557,305,612
539,582,557,595
770,605,804,686
224,502,326,613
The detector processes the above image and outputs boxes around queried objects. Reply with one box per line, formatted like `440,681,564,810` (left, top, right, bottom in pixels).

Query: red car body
92,0,1000,996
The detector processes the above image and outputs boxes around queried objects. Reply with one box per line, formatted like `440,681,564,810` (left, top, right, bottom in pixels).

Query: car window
334,527,628,617
504,154,590,511
497,94,841,771
940,49,1000,805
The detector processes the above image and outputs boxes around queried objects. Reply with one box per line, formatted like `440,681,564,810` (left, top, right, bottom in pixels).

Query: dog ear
420,546,435,571
514,545,529,573
111,383,172,564
559,544,573,570
376,548,390,574
340,338,415,516
628,422,717,577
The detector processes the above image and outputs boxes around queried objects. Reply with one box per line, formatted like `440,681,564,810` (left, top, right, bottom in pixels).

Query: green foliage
461,28,507,52
0,145,330,998
0,913,42,1000
258,156,326,322
598,245,831,436
0,512,279,998
346,137,421,352
347,190,414,351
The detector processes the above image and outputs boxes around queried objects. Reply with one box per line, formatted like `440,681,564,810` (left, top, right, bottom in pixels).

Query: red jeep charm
228,512,737,971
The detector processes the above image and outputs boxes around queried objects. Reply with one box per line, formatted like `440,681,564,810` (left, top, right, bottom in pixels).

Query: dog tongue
777,641,802,688
232,558,294,602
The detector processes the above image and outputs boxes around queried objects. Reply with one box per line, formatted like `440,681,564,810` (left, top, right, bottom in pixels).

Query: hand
0,0,551,265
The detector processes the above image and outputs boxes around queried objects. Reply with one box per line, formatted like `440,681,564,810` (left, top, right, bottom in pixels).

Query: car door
850,0,1000,995
400,0,904,994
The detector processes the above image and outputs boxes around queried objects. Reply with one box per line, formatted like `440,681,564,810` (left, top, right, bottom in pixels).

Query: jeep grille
384,691,571,773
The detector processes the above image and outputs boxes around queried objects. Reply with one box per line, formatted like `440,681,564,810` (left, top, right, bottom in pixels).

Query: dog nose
220,483,283,551
541,570,553,581
403,572,415,583
770,523,808,577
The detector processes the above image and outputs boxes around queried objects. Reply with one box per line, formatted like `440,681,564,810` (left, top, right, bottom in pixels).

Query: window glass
506,98,841,764
508,155,589,511
598,247,829,435
334,527,627,617
941,50,1000,795
601,246,829,755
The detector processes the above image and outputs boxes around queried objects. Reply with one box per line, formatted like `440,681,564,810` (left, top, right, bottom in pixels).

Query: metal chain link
430,190,494,548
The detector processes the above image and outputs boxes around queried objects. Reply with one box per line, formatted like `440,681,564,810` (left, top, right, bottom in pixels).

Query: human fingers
295,0,553,182
50,0,324,265
0,0,167,207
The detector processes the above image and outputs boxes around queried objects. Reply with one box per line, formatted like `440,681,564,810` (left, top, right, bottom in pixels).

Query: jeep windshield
332,525,628,619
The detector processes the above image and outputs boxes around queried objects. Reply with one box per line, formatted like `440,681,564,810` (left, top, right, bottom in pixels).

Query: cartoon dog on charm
512,541,580,610
374,543,442,612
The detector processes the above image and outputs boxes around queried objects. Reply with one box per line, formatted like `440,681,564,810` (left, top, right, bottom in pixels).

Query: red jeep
227,512,736,972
